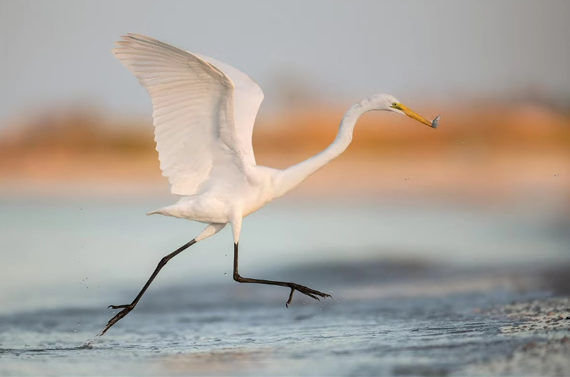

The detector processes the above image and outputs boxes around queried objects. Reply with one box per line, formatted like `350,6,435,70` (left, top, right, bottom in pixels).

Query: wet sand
462,297,570,376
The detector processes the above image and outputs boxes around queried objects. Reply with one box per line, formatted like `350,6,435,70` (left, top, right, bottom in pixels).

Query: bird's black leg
232,242,331,307
99,239,197,335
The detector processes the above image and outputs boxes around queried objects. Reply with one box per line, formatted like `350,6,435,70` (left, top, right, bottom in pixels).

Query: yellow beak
391,103,440,128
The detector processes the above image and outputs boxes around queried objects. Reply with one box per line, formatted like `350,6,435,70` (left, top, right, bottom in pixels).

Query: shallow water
0,197,568,375
0,263,550,376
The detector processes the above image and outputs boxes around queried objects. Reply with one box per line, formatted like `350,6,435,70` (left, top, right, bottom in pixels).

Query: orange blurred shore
0,101,569,204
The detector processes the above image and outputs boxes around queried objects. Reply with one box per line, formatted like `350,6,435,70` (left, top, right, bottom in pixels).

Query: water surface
0,198,567,375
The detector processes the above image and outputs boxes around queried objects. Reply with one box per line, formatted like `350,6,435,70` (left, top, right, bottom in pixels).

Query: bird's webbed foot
286,283,331,307
99,303,136,335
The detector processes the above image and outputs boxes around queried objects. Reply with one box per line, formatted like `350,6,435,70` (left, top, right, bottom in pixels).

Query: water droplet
224,272,228,276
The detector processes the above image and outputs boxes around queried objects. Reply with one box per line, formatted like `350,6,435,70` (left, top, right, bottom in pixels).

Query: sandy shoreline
0,151,568,207
1,102,569,204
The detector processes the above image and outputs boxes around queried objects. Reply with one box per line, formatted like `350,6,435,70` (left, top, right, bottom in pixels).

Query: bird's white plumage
102,34,440,336
112,34,264,195
111,33,437,226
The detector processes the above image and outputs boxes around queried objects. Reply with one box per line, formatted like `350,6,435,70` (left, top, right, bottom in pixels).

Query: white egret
101,34,439,335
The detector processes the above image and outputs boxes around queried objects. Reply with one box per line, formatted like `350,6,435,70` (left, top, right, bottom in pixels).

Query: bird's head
364,93,440,129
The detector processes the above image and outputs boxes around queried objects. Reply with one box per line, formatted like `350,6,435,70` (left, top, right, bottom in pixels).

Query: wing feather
112,34,263,195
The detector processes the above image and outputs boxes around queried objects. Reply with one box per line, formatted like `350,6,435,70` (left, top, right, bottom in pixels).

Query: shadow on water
0,343,94,355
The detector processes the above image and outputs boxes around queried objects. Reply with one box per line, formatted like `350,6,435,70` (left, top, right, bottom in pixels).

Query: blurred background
1,0,569,312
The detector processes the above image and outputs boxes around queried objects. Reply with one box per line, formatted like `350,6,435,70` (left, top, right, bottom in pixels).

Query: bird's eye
391,102,398,107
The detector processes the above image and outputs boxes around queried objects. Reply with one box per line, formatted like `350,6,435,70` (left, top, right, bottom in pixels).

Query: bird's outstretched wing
113,34,264,195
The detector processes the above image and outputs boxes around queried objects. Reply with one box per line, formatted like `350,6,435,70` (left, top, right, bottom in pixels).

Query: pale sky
1,0,569,121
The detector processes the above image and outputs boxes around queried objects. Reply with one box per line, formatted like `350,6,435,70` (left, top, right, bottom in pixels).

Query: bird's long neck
272,100,372,198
